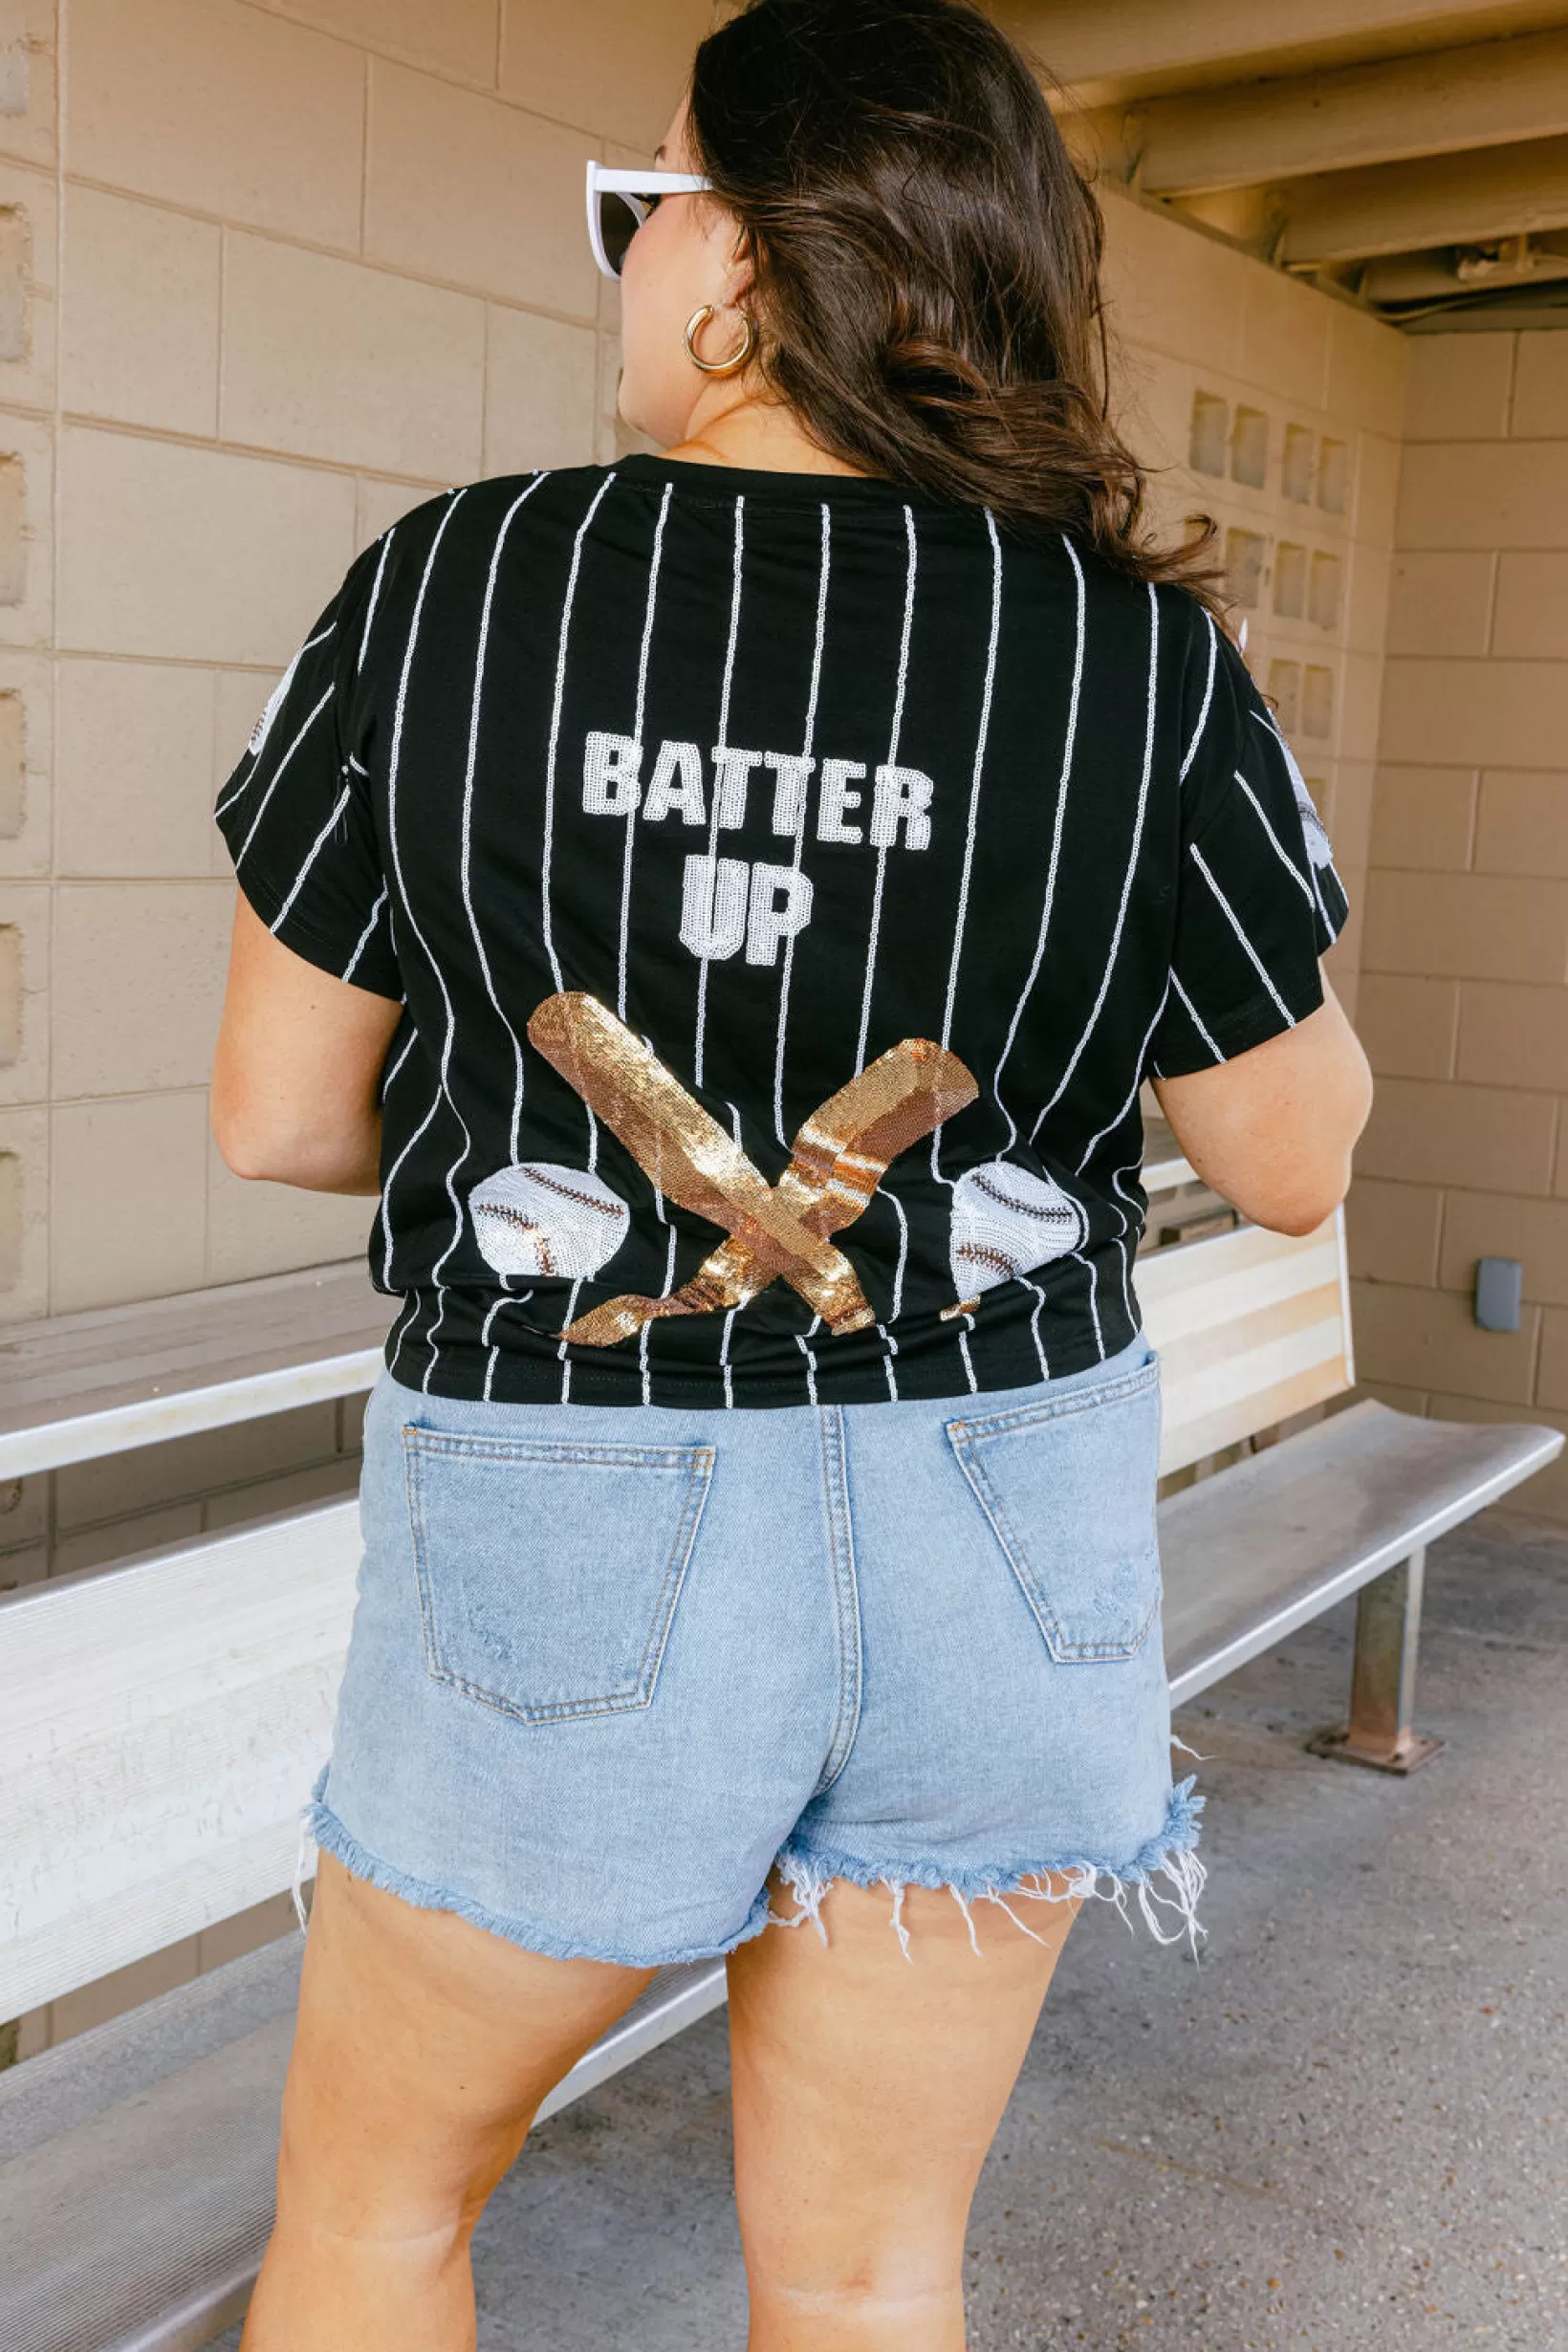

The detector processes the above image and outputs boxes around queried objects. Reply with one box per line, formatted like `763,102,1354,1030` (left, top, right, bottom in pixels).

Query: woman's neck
661,394,881,479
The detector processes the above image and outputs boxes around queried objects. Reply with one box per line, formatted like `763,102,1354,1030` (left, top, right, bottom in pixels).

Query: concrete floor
217,1505,1568,2351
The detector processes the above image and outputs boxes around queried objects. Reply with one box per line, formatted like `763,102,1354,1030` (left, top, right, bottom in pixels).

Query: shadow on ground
218,1506,1568,2351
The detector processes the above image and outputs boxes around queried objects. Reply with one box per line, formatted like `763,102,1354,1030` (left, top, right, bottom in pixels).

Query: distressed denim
306,1334,1204,1966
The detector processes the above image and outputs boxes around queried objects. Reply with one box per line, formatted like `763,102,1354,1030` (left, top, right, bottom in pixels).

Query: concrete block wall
1351,329,1568,1516
0,0,709,1601
0,0,710,2057
1099,187,1408,1028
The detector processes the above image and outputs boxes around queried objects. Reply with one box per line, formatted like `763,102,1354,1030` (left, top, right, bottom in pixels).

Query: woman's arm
211,894,404,1196
1151,974,1372,1237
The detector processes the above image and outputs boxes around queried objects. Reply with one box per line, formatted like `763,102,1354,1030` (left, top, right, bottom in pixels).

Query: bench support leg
1307,1549,1443,1775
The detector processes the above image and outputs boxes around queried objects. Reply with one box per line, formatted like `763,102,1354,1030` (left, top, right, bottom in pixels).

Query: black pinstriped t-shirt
214,455,1348,1408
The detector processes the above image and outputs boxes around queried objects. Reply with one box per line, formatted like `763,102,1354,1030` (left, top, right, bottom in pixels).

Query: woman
212,2,1371,2343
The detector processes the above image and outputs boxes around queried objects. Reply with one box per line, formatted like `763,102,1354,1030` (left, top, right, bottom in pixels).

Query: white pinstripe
1231,768,1315,905
1189,843,1296,1025
642,1226,679,1406
1168,969,1222,1060
358,534,395,674
1030,581,1161,1143
220,686,333,835
1178,609,1218,783
268,777,351,935
461,477,550,1165
693,496,747,1087
931,510,1004,1184
1076,982,1171,1175
542,474,619,1404
853,505,918,1075
379,1024,417,1103
772,504,833,1145
542,471,619,998
992,534,1085,1155
619,478,675,1022
376,491,468,1299
427,478,554,1380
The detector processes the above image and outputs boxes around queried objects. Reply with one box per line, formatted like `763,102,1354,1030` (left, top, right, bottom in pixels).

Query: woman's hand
211,893,403,1196
1152,976,1372,1237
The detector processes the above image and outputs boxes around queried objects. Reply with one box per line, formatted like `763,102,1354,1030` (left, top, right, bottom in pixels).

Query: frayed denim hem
294,1772,776,1971
771,1775,1208,1963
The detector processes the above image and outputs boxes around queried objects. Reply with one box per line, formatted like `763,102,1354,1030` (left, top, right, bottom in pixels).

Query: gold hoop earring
684,302,756,377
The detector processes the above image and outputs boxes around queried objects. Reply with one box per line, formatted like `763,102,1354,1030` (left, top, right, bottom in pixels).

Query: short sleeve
213,539,402,1000
1149,610,1350,1078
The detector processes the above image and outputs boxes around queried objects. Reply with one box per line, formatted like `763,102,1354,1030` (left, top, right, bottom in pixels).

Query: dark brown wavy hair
686,0,1223,613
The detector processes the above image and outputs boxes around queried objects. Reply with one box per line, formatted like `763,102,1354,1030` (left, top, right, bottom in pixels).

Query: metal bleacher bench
1,1134,1559,2352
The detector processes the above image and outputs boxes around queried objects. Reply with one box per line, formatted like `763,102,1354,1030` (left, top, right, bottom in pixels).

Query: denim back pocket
945,1358,1163,1664
402,1426,713,1724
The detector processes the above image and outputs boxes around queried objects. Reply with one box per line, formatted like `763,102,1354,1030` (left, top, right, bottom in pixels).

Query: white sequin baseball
949,1161,1086,1296
469,1163,630,1281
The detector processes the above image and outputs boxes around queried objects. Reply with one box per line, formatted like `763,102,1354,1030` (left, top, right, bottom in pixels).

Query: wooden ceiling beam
1274,131,1568,262
992,0,1568,106
1093,28,1568,196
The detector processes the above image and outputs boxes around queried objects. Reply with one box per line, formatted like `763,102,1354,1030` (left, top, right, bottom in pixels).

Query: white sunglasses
586,160,712,281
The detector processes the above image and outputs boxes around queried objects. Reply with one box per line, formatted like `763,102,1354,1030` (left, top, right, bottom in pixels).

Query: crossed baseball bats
526,991,977,1348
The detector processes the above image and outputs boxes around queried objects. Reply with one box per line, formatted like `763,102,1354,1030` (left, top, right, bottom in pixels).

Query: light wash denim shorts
305,1333,1204,1966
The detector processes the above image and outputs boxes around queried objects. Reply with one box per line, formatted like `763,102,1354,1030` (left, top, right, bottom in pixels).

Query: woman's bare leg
728,1874,1078,2352
241,1852,655,2352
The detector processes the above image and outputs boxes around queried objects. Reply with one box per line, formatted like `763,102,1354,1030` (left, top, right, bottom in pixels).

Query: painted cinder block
1098,186,1248,380
50,1090,210,1314
0,1102,45,1318
364,58,599,320
222,232,487,480
59,185,219,437
276,0,500,83
1511,331,1568,442
57,425,357,666
1350,1277,1539,1407
1492,554,1568,661
1356,972,1459,1081
206,1127,374,1286
1380,657,1568,771
484,302,600,475
1324,300,1406,441
69,0,363,251
1363,868,1568,987
1397,441,1568,552
1475,773,1568,879
1385,552,1494,659
0,163,54,418
1440,1189,1568,1307
55,660,219,878
54,1401,340,1535
1369,765,1477,872
0,0,55,174
1356,1074,1557,1196
1403,332,1514,443
498,0,712,151
0,880,46,1106
1345,1176,1443,1290
1457,981,1568,1094
52,880,233,1097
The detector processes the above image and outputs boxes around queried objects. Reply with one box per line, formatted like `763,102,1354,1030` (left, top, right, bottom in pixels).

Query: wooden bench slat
0,1213,1356,2020
1163,1400,1563,1702
0,1941,725,2352
0,1263,393,1480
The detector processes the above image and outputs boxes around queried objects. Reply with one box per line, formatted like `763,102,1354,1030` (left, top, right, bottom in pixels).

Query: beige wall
1351,328,1568,1516
1099,188,1406,1030
0,0,709,1345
